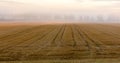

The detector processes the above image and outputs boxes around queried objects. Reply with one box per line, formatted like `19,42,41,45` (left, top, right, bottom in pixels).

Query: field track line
70,25,77,47
25,25,63,56
75,25,104,57
93,24,120,39
0,26,42,40
46,24,66,55
0,26,56,51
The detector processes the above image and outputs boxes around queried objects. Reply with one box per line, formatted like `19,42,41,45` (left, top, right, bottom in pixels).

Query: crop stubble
0,24,120,61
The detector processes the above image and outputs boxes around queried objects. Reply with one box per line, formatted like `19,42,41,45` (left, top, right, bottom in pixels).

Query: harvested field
0,23,120,62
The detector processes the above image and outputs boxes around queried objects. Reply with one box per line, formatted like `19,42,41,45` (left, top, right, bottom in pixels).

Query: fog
0,0,120,23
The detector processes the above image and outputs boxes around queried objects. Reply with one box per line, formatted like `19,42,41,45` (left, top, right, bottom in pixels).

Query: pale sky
0,0,120,14
0,0,120,22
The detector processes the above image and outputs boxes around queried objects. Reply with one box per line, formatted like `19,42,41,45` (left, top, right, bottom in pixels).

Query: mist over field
0,0,120,23
1,0,120,63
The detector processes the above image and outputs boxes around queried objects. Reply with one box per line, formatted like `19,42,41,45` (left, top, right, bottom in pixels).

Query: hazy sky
0,0,120,14
0,0,120,22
